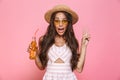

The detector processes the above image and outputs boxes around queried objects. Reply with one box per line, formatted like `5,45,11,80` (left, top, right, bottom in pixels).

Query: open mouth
58,28,64,33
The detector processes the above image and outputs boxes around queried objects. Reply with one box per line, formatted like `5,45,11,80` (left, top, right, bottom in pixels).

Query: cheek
54,25,58,30
54,23,58,29
64,25,68,30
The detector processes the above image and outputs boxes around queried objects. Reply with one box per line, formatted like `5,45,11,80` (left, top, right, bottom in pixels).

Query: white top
43,44,77,80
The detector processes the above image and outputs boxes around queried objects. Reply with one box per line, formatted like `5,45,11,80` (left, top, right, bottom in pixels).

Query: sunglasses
54,19,68,25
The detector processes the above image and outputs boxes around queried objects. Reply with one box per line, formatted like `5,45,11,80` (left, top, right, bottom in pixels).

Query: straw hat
44,4,79,24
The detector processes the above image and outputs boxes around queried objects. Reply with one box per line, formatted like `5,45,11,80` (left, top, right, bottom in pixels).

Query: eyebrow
54,17,67,20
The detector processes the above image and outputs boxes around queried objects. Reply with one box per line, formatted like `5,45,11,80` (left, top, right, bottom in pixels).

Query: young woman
34,5,90,80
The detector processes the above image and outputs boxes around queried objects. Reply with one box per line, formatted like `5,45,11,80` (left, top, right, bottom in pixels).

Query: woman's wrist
81,43,88,48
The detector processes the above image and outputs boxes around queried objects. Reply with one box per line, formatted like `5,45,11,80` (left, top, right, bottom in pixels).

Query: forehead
55,12,67,19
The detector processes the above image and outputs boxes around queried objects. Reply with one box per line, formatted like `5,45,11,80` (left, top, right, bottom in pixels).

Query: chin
58,33,64,36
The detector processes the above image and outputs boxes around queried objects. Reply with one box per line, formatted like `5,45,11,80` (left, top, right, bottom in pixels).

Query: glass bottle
28,37,38,59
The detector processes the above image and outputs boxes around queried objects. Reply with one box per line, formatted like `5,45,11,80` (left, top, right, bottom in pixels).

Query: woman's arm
76,44,87,73
76,32,90,73
35,54,44,70
35,36,44,70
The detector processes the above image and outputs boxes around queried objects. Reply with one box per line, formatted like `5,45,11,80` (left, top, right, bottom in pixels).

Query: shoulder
39,36,44,42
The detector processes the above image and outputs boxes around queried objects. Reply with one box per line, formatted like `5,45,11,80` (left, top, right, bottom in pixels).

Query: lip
58,27,64,30
57,27,65,33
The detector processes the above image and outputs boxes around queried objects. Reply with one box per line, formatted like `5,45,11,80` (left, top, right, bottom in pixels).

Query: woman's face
54,12,68,36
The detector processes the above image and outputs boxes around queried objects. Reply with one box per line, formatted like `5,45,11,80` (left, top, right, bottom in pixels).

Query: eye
54,20,60,24
62,20,68,24
54,20,59,22
54,19,68,25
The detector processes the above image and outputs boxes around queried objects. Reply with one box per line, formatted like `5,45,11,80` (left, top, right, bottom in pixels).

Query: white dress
43,44,77,80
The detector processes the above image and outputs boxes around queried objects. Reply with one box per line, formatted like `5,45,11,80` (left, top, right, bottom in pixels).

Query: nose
59,21,63,27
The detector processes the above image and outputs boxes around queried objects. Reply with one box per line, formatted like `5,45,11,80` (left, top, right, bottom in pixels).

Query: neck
56,34,63,38
55,35,66,43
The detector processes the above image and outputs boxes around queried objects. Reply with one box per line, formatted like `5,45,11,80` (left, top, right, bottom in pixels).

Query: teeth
58,28,64,30
58,28,64,33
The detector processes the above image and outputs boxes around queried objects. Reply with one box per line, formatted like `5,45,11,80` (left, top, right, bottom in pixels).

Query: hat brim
44,5,79,24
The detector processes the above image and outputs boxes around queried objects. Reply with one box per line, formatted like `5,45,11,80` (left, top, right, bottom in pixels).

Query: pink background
0,0,120,80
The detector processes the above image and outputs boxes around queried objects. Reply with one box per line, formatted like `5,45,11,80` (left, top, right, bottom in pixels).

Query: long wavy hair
38,11,79,71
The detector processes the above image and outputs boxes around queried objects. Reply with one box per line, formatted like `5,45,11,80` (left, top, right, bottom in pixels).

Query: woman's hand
81,31,90,46
27,38,38,60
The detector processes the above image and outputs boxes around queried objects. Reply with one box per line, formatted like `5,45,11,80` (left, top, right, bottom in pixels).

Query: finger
83,30,90,37
83,32,89,38
87,34,91,38
82,27,91,41
86,36,91,41
83,34,91,41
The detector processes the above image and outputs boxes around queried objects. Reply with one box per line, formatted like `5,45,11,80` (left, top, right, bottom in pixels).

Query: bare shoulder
39,36,44,42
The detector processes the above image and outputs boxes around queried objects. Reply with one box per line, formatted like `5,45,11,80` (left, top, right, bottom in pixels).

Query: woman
35,4,90,80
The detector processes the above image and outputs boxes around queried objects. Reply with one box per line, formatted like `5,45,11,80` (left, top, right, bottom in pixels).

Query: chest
48,44,72,63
